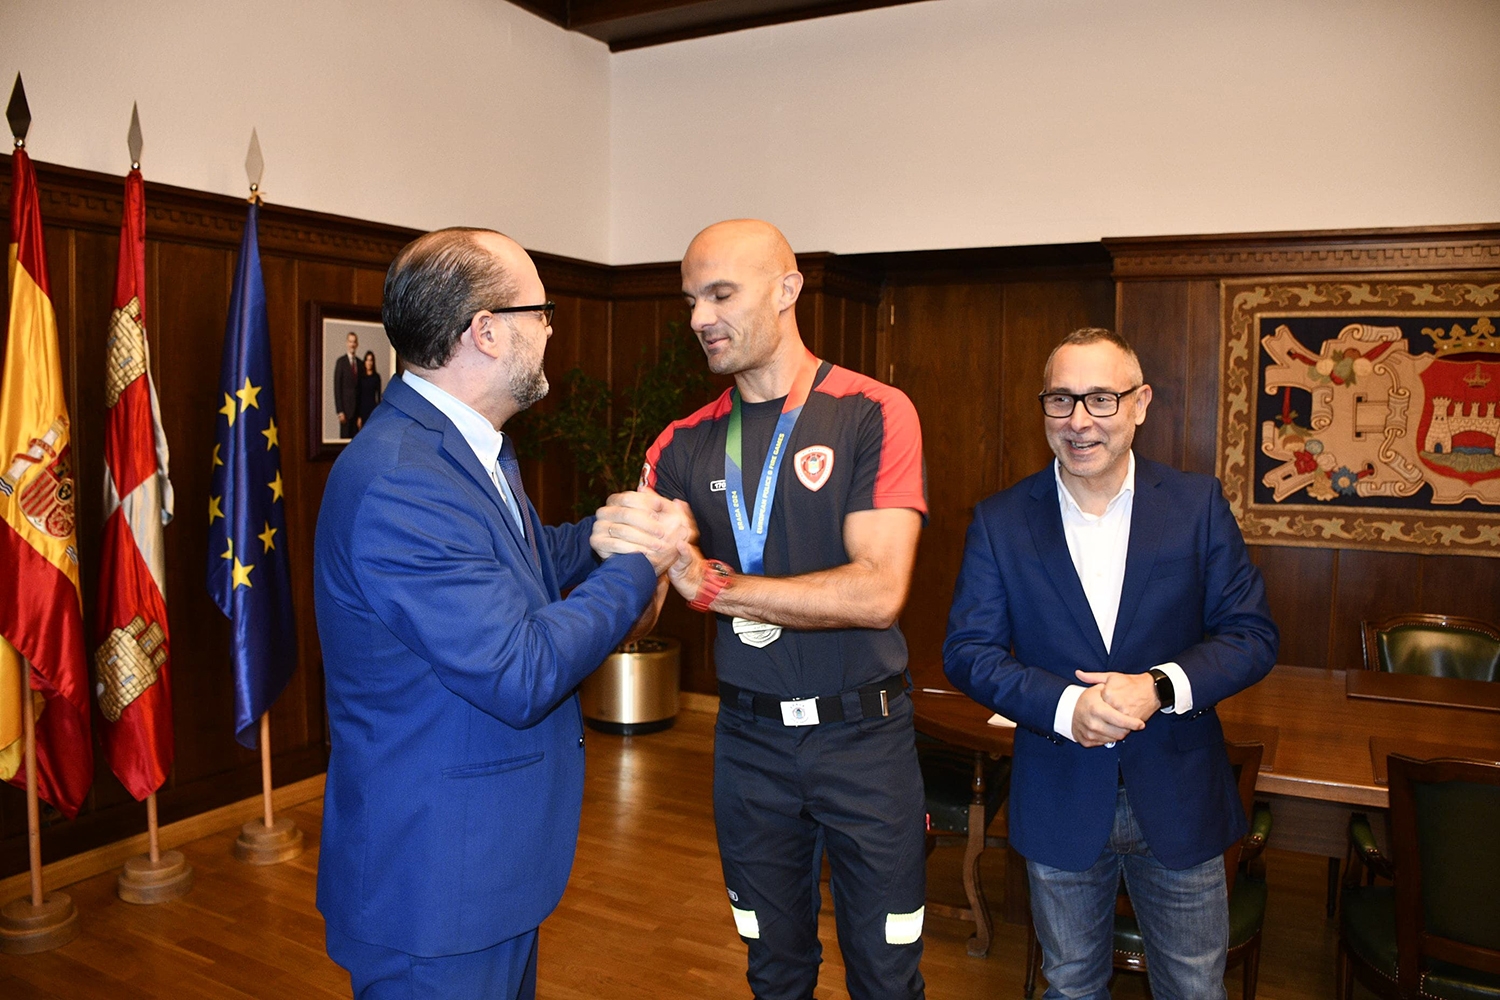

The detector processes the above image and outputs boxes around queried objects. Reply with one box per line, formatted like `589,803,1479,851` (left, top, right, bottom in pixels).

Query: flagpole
23,667,41,908
260,713,274,828
0,658,79,953
233,710,302,864
147,793,160,864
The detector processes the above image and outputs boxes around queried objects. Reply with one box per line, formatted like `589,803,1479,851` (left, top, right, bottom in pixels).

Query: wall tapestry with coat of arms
1217,274,1500,557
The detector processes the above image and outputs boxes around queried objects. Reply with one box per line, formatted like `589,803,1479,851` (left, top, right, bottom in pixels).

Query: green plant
513,319,710,518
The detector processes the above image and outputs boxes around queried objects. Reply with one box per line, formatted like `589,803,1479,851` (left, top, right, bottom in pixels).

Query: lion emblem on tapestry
1217,275,1500,557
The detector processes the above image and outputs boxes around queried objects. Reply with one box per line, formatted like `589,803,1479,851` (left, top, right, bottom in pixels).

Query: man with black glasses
314,227,689,999
944,328,1277,1000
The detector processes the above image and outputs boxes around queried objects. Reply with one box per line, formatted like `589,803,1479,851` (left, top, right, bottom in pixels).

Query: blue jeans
1027,786,1228,1000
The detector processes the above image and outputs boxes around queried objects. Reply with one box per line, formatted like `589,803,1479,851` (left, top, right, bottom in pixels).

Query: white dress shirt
402,371,525,530
1051,452,1193,742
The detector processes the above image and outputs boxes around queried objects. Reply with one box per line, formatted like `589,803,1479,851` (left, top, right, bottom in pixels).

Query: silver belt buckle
780,697,820,727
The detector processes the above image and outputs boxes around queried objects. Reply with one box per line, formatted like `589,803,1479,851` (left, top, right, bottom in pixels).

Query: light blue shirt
401,371,524,530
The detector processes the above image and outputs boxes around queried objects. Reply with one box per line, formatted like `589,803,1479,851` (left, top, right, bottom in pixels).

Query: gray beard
509,362,549,410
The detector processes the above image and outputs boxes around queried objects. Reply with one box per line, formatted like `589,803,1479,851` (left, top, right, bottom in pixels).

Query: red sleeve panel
815,367,927,518
642,388,733,500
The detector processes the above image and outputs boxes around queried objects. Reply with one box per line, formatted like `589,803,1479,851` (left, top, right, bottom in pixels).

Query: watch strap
689,560,733,612
1148,667,1175,711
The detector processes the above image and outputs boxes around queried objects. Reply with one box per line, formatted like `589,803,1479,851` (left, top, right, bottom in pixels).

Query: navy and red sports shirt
643,361,927,697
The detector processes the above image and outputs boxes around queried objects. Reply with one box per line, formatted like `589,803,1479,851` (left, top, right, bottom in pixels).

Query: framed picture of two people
308,301,400,460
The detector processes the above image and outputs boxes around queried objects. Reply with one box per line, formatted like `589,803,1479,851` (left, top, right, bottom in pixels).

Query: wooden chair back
1221,740,1264,896
1386,754,1500,996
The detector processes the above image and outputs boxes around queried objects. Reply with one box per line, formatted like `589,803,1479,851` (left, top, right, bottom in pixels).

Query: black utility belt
718,674,907,727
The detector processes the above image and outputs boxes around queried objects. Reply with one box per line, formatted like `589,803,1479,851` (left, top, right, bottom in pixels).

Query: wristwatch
1148,667,1175,711
688,560,733,612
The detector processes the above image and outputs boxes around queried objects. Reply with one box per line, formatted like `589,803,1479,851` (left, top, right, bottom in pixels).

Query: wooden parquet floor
0,707,1377,998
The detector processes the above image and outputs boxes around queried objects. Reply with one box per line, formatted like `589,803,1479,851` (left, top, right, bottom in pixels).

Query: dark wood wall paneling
5,152,1496,874
859,246,1116,686
1107,225,1500,672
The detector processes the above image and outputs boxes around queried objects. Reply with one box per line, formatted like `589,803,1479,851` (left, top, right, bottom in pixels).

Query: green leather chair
1338,755,1500,999
1361,613,1500,682
1335,614,1500,914
916,733,1011,958
1024,740,1271,999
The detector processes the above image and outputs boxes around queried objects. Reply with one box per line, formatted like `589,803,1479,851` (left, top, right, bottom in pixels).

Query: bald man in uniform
643,220,930,1000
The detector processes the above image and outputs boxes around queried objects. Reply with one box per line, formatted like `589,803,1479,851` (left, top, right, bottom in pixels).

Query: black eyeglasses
1039,386,1142,419
476,302,555,329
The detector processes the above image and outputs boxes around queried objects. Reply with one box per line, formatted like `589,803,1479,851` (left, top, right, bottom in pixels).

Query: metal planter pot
579,636,680,735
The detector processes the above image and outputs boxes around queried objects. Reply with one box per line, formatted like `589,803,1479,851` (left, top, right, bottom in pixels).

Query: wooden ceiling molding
1105,224,1500,280
509,0,935,52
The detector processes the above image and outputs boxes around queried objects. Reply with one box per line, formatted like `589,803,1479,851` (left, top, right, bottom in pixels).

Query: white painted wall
6,1,1497,266
610,0,1500,263
0,0,613,262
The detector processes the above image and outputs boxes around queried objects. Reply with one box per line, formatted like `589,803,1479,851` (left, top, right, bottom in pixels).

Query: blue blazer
943,458,1277,872
313,377,658,956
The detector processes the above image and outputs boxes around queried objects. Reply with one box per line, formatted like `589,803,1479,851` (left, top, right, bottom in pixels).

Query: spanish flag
0,145,94,815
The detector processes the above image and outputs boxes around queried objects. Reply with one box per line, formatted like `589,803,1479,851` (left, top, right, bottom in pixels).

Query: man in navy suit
314,227,690,999
334,330,360,437
943,328,1277,1000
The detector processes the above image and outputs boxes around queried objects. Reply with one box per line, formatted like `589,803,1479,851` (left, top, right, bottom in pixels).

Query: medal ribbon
724,351,820,575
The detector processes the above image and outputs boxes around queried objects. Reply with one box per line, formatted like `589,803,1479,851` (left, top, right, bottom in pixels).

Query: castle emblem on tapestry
1217,275,1500,557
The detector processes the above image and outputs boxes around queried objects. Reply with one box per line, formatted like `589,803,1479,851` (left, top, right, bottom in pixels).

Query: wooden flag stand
116,792,194,904
0,667,79,954
233,713,302,865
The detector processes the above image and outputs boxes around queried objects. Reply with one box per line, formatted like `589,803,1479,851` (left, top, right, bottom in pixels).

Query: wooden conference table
912,664,1500,939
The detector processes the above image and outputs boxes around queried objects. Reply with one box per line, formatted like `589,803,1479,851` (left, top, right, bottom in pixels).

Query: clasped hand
1069,670,1160,748
591,489,697,575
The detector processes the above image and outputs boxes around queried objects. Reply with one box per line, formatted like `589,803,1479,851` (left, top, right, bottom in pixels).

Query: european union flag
207,201,296,749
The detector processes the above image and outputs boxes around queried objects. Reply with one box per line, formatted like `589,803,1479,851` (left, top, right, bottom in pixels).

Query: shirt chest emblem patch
794,445,834,492
710,479,726,492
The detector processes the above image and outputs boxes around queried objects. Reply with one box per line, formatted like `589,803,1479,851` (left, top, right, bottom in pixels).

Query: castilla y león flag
94,164,175,801
0,145,94,815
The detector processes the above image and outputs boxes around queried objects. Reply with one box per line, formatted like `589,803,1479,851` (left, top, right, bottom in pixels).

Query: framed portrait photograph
307,302,399,460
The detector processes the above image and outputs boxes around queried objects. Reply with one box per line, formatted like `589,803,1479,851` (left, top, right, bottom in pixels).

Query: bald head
681,219,805,386
685,219,797,279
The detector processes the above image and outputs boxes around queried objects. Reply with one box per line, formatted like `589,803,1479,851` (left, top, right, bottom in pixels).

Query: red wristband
688,560,733,612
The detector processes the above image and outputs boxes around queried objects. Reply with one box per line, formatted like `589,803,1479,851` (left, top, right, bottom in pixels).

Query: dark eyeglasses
476,302,555,329
1039,386,1142,419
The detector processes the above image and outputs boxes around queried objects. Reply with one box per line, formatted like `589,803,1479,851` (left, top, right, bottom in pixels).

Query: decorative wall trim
1,153,421,268
847,242,1114,286
1108,225,1500,280
604,251,883,302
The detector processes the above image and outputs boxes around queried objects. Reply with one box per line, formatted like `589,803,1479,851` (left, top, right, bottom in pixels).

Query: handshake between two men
589,487,702,589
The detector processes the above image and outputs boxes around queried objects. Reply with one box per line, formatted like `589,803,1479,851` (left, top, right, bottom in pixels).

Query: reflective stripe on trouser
713,693,927,1000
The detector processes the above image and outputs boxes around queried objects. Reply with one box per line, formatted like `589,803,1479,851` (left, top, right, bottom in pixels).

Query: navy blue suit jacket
943,458,1277,872
313,377,658,956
